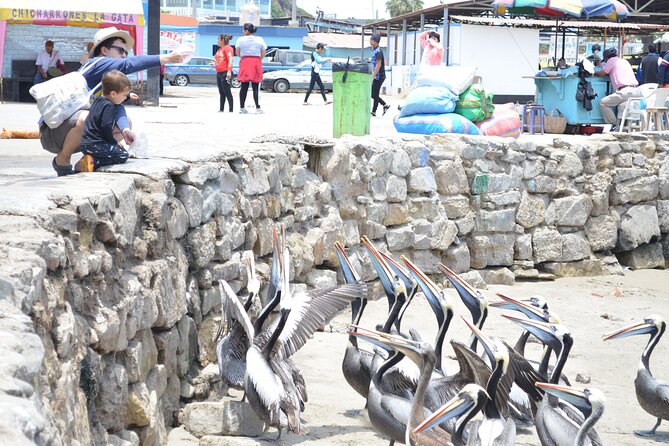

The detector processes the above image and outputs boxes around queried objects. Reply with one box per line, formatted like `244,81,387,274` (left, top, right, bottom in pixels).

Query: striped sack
477,103,521,138
393,113,480,135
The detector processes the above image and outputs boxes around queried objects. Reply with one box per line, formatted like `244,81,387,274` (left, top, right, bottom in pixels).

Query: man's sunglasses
110,45,128,56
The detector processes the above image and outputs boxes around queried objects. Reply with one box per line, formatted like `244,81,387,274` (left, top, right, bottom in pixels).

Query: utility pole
145,0,160,105
290,0,297,26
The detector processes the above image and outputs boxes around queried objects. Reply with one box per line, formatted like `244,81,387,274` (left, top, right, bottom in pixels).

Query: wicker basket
544,108,567,134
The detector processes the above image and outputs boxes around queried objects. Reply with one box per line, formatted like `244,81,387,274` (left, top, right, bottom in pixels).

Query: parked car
165,57,240,87
261,60,334,93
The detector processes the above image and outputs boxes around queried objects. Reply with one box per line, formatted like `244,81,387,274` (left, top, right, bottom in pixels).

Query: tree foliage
386,0,425,17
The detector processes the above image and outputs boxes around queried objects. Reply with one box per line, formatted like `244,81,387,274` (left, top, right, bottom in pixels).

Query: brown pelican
461,317,517,445
335,241,373,400
414,384,490,446
350,326,446,445
603,314,668,438
241,245,368,439
536,383,606,446
505,316,603,446
439,263,488,352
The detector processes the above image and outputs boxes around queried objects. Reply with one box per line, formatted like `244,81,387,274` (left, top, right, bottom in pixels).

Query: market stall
531,73,610,124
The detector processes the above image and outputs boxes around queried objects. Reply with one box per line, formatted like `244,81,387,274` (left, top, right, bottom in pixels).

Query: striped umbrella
493,0,629,19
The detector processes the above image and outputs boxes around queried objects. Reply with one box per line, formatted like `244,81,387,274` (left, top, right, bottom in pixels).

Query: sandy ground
240,269,669,446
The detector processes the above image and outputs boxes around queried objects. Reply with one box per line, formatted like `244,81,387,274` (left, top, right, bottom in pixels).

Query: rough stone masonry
0,131,668,445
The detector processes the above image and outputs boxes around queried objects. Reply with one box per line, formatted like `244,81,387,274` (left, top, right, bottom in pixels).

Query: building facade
160,0,272,20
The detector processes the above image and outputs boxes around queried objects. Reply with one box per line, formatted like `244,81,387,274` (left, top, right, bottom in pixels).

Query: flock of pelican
215,227,668,445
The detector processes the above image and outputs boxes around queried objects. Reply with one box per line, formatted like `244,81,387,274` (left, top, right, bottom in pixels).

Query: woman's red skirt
238,56,263,83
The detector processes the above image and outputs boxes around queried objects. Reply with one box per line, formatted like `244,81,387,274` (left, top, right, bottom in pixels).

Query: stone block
533,228,562,263
516,194,545,229
390,149,412,177
527,175,557,194
123,329,158,384
610,176,659,205
481,267,515,286
469,234,514,268
430,219,458,251
411,219,432,250
617,242,665,270
409,197,442,222
386,175,407,202
554,194,592,227
370,177,387,201
442,243,470,273
184,401,266,437
474,209,516,233
540,259,603,277
306,269,338,289
386,225,415,251
49,208,78,232
561,232,591,262
405,141,430,167
585,215,618,252
383,203,410,227
617,205,660,251
435,160,469,195
408,167,437,193
441,195,470,219
515,234,532,260
175,185,204,228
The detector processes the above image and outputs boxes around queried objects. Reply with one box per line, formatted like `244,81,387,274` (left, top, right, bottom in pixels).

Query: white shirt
35,49,63,70
235,35,267,57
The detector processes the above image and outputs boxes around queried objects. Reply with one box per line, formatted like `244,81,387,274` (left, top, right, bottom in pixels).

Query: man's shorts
39,110,85,154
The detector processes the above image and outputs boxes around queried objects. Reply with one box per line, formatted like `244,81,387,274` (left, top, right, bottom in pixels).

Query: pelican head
378,250,417,298
603,314,666,341
243,251,260,301
503,314,572,356
413,384,489,435
491,293,546,320
535,382,605,420
439,263,488,326
462,316,509,374
362,235,405,304
347,324,406,354
267,224,284,302
402,255,453,327
334,241,361,284
349,324,427,367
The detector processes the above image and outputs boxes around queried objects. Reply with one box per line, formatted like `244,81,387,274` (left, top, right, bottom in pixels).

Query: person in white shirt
34,40,64,84
235,23,267,114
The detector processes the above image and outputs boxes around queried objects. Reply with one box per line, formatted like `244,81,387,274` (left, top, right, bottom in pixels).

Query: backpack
30,59,100,129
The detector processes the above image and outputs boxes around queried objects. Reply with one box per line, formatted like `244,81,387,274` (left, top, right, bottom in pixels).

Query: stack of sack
393,66,521,138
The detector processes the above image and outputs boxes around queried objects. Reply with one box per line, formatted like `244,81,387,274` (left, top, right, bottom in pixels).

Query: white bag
127,130,149,159
415,65,477,96
30,59,100,129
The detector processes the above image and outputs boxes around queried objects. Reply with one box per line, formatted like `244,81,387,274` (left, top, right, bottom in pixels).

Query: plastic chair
644,88,669,131
618,98,646,132
521,104,545,134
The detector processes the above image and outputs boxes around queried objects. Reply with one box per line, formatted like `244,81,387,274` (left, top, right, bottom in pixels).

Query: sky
296,0,444,21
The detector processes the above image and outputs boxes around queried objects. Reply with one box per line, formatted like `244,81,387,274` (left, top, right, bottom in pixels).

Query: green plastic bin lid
332,61,372,74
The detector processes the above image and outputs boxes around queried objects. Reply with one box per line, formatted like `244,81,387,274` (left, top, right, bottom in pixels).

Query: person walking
215,34,234,112
595,47,641,129
303,43,331,105
370,34,389,117
657,51,669,88
236,23,267,114
637,43,660,85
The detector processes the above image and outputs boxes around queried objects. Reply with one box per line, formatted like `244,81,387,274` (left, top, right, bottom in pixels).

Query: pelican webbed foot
634,418,663,438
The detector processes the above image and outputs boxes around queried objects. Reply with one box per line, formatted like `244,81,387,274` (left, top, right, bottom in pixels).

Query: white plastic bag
128,130,149,159
175,44,194,64
415,65,477,96
30,59,100,129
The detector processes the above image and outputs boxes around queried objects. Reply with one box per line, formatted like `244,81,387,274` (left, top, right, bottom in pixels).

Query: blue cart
532,74,611,125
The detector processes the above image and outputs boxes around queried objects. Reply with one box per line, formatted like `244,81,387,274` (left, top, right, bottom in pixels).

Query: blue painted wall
197,25,308,57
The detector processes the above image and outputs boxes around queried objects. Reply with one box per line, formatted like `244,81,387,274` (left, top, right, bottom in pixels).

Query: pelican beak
535,382,592,416
402,255,446,324
378,250,416,296
335,241,361,284
491,293,546,321
362,235,397,299
347,324,412,352
413,385,485,434
270,225,281,287
461,316,497,361
503,314,564,353
603,319,657,341
439,262,486,321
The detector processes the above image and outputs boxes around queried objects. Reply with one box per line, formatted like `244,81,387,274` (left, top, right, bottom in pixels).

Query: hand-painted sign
161,30,196,52
1,9,140,25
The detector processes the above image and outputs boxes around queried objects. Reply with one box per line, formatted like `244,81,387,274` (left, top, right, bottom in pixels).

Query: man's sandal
52,157,74,177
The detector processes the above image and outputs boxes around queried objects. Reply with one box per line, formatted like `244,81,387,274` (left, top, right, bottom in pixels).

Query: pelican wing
272,282,368,360
505,341,546,403
245,347,284,426
220,281,254,341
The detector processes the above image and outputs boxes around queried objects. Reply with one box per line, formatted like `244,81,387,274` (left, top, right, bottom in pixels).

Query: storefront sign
1,9,139,25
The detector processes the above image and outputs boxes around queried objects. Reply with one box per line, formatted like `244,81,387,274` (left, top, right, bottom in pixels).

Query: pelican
603,314,668,438
414,384,490,446
216,251,260,397
241,244,368,439
439,263,488,352
461,317,517,445
350,326,447,445
335,241,373,400
536,383,606,446
505,315,603,446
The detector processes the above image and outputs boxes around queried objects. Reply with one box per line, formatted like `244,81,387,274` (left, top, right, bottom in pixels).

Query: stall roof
304,32,386,49
363,0,669,30
450,14,669,30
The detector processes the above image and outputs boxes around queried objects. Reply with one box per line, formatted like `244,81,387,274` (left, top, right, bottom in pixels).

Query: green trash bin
332,61,373,138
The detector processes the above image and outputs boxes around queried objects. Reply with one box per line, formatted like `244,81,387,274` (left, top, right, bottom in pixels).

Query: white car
261,59,338,93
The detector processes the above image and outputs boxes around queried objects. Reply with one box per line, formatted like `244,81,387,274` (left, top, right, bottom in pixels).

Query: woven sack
545,108,567,134
455,85,494,123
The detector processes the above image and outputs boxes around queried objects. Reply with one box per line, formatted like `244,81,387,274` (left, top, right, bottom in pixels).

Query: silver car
165,57,240,87
261,60,334,93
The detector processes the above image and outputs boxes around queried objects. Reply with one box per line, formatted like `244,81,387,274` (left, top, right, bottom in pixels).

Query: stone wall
1,131,668,445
